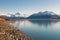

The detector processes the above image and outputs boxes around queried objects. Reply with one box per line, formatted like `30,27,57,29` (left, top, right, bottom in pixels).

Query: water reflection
29,20,51,28
11,19,60,40
29,20,60,28
11,20,59,28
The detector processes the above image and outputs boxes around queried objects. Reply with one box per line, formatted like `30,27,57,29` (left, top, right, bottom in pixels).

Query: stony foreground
0,18,32,40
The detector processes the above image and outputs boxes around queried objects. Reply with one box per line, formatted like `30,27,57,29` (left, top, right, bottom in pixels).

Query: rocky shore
0,18,32,40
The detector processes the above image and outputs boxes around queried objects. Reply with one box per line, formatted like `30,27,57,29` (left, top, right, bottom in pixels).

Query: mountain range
28,11,60,19
0,11,60,19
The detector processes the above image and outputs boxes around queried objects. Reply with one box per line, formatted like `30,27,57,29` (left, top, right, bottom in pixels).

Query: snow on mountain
28,11,58,19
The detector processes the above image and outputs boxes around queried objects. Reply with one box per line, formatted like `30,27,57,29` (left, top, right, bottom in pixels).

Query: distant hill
0,15,25,20
28,11,60,19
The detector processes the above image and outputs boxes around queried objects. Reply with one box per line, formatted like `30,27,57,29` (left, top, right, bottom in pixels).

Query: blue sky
0,0,60,16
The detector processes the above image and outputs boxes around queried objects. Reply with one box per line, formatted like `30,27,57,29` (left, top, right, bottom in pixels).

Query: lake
11,19,60,40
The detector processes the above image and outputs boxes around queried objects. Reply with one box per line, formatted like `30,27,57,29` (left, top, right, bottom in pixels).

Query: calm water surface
11,20,60,40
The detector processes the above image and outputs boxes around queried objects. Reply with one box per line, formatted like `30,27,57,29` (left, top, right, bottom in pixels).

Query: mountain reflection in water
11,19,60,40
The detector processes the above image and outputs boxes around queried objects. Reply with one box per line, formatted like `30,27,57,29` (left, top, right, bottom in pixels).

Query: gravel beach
0,18,32,40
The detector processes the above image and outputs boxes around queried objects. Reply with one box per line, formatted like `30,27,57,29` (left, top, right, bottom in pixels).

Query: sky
0,0,60,17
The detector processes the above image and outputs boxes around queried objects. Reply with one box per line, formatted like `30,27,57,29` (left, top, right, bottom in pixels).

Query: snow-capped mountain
42,11,56,15
28,11,59,19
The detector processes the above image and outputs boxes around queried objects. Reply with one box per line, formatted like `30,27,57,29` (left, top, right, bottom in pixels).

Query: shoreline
9,19,60,21
0,18,32,40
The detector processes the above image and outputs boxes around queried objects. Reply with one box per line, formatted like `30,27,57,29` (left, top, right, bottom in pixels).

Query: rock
0,18,32,40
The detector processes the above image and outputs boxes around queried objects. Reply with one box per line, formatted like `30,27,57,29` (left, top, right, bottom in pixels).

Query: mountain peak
28,11,59,19
38,11,56,15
